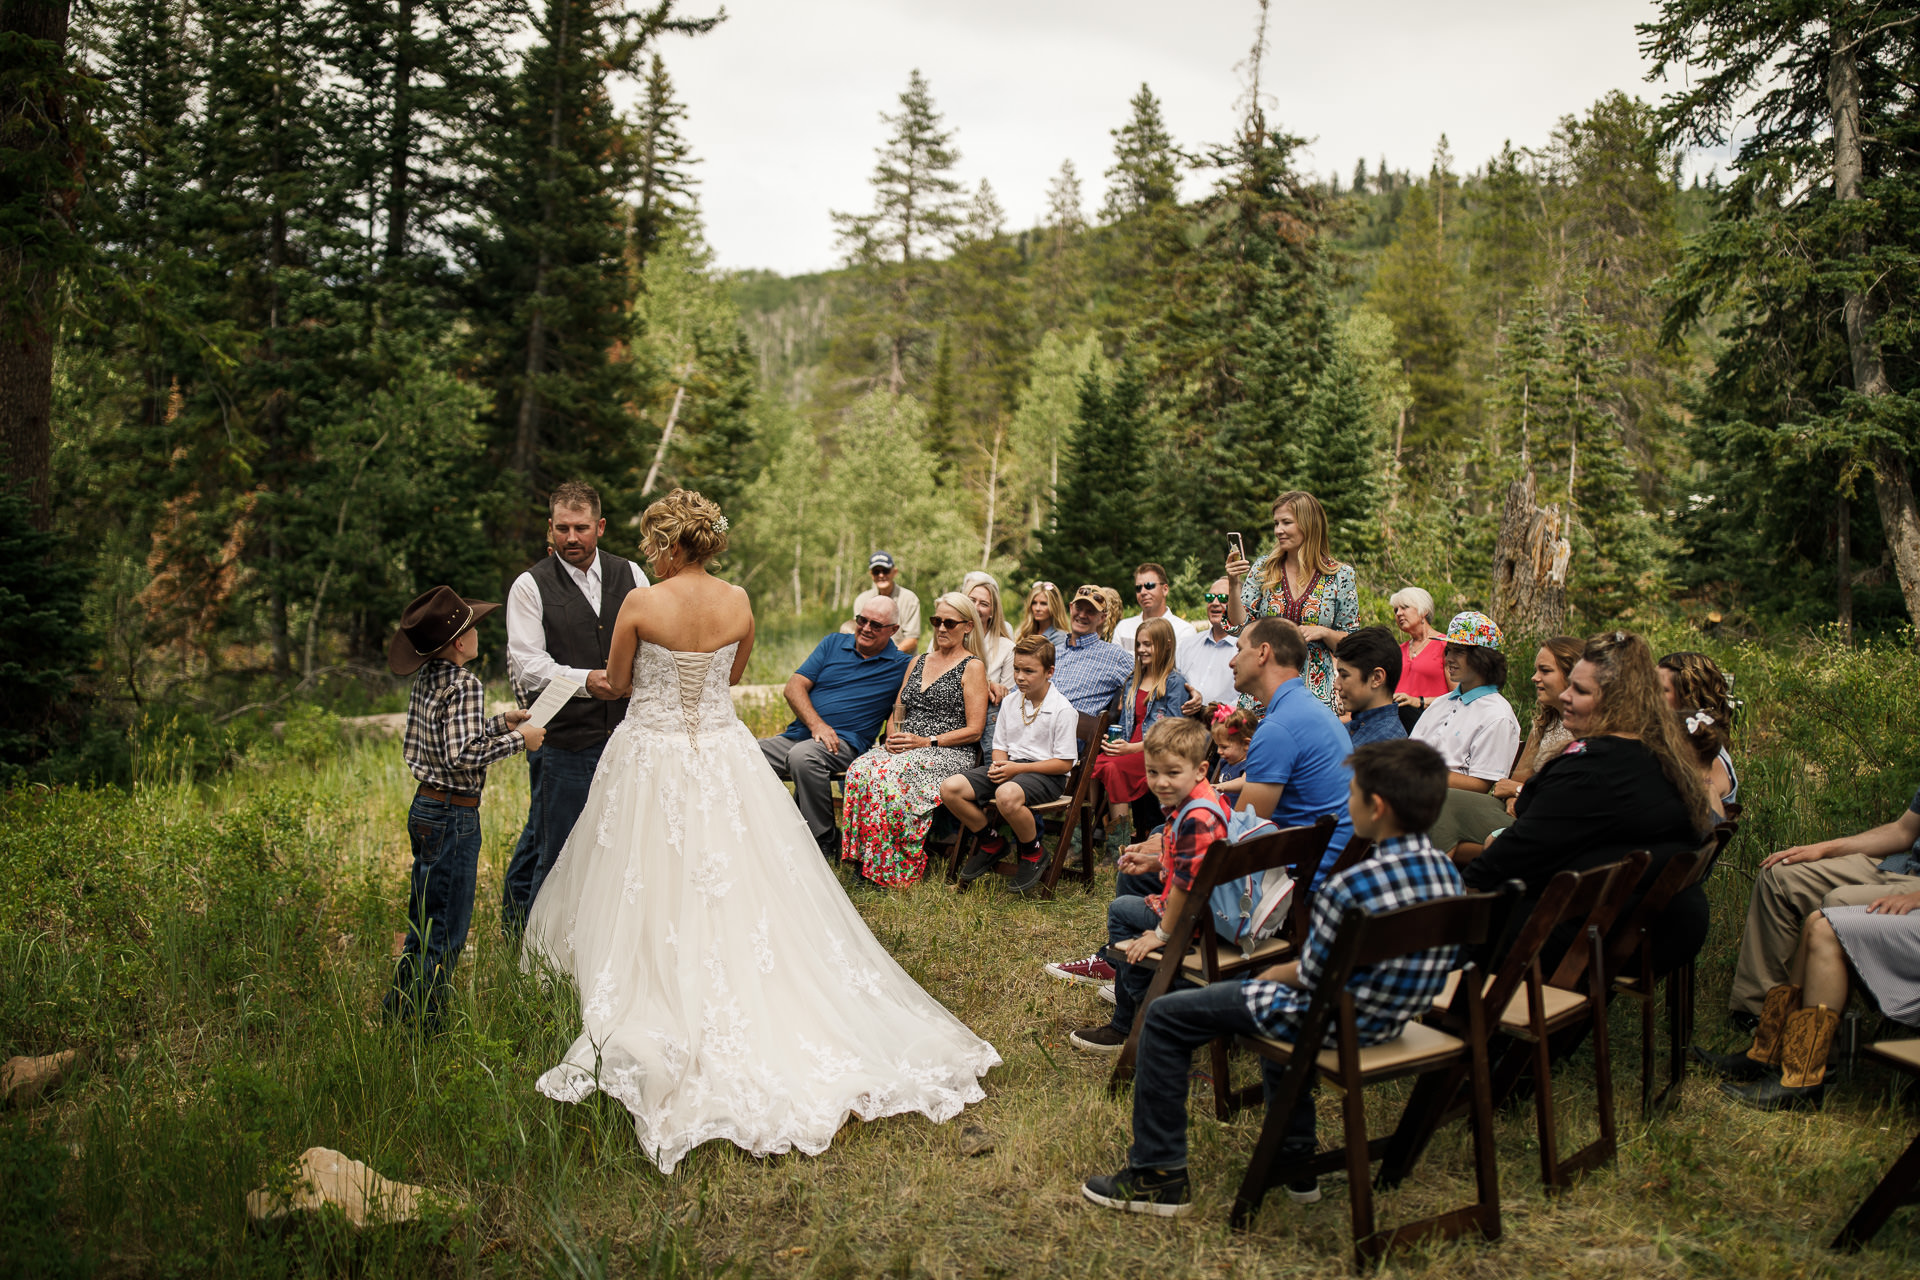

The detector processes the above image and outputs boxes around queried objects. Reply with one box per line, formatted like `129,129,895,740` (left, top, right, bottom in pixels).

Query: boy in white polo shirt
1410,610,1522,792
942,635,1080,893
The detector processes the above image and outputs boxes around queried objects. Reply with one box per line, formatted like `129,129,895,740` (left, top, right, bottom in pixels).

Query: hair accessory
1210,704,1234,725
1444,610,1503,649
1685,710,1715,734
712,514,729,534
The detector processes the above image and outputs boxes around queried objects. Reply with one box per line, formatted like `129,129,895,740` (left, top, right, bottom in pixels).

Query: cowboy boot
1721,1004,1839,1110
1691,983,1798,1081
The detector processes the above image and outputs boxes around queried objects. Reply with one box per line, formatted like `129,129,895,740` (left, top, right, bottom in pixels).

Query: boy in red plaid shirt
1071,716,1231,1053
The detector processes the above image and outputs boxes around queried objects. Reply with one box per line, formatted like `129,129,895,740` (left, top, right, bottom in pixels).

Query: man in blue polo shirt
760,595,913,860
1231,616,1355,889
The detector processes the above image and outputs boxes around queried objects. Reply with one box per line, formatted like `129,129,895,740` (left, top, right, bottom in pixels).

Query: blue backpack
1166,796,1292,952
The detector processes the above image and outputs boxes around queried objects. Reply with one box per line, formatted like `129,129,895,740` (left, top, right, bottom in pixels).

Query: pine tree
830,69,966,395
1351,156,1368,195
1036,159,1089,330
1100,84,1180,220
1028,358,1154,589
1368,182,1466,455
630,51,699,272
1006,331,1108,547
1294,334,1387,560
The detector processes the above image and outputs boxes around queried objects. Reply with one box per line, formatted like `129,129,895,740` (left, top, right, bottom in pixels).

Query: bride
523,489,999,1173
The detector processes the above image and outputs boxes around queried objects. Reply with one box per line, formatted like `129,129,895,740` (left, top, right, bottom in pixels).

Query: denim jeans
1106,894,1165,1035
386,794,483,1025
1126,981,1317,1171
501,740,605,934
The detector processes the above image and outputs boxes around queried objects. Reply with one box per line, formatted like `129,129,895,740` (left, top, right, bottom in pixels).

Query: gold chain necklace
1019,693,1044,726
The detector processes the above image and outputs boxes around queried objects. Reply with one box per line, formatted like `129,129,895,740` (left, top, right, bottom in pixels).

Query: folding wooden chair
1326,835,1374,878
1106,816,1339,1116
947,711,1109,898
1230,886,1521,1269
1832,1038,1920,1251
1431,853,1646,1193
1606,825,1734,1116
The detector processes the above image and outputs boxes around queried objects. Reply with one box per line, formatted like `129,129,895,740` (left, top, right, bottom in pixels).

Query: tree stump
1492,473,1570,635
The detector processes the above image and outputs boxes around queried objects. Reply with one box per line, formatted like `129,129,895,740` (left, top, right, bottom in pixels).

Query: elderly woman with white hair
841,592,989,887
1390,585,1450,730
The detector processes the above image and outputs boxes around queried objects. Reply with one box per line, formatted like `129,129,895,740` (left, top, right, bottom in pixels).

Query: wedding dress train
523,639,1000,1173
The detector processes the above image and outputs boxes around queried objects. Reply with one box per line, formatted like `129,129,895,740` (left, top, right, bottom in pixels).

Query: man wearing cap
1054,586,1133,718
845,552,922,654
387,586,541,1027
1410,611,1522,793
501,481,649,933
762,595,914,860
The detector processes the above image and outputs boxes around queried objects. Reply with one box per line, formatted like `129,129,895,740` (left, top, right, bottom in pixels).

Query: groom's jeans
386,793,482,1026
1126,981,1316,1171
501,741,605,934
758,733,858,844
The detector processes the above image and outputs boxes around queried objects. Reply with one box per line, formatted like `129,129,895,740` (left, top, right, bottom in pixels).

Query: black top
1462,735,1710,975
528,550,639,752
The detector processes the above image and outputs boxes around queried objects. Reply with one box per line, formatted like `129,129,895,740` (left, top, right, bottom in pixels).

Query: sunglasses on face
870,567,892,577
853,616,897,631
1203,593,1229,603
930,617,967,631
1134,582,1164,593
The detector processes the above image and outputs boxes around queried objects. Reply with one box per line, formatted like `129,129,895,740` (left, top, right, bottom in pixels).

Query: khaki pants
1729,854,1920,1014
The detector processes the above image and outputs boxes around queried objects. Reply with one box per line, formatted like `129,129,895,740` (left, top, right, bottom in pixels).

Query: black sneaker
958,832,1008,883
1280,1140,1321,1204
1081,1166,1191,1217
1009,844,1049,894
1689,1044,1771,1081
1069,1024,1129,1054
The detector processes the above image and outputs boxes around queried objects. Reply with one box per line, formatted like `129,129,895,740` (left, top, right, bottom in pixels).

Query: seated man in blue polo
1054,585,1134,718
760,595,913,860
1230,616,1356,889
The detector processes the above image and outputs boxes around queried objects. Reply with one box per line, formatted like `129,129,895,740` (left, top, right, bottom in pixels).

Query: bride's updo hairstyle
638,488,729,566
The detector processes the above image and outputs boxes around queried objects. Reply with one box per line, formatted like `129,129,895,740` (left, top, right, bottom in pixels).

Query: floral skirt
1092,748,1149,804
842,743,976,887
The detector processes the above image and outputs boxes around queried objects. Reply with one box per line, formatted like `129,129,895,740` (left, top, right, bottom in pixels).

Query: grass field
5,632,1920,1278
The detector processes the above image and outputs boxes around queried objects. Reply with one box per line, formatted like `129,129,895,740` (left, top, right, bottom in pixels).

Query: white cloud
653,0,1709,276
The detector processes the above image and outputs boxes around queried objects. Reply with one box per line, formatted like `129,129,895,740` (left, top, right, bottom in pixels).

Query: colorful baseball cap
1445,610,1502,649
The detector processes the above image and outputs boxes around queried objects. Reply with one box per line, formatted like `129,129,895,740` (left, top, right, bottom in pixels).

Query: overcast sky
658,1,1712,277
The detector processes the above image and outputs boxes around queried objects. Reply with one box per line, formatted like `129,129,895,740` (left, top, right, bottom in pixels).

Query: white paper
524,674,582,728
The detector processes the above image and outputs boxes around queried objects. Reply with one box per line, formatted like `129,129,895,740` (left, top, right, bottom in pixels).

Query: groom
502,481,648,933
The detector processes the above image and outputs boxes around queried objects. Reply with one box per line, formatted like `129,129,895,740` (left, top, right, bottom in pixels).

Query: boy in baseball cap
386,585,542,1029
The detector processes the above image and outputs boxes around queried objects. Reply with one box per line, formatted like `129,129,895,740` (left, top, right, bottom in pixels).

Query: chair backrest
1327,835,1375,878
1059,711,1109,794
1602,836,1715,975
1153,815,1340,976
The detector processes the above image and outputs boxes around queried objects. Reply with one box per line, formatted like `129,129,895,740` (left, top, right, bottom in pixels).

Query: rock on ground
2,1050,77,1107
247,1147,446,1227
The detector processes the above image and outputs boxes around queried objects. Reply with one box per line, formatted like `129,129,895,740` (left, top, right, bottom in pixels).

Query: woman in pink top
1391,587,1450,725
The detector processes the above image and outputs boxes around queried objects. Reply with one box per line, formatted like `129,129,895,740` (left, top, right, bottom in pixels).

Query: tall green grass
3,628,1918,1276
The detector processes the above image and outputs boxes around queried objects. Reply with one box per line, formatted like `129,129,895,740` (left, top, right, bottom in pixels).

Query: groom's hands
585,669,616,699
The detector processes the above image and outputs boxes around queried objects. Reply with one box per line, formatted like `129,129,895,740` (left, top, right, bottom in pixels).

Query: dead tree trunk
1491,472,1570,636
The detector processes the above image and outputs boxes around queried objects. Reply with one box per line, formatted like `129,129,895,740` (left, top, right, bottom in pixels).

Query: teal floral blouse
1238,558,1359,708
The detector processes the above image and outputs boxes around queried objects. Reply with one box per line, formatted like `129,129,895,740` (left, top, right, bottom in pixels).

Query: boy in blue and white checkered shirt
1082,738,1464,1218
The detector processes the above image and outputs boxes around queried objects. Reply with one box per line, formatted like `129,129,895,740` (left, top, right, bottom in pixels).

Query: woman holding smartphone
1225,490,1359,710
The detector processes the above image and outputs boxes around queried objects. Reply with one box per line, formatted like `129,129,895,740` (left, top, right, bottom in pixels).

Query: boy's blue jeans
1105,894,1164,1034
386,793,483,1025
1126,981,1317,1171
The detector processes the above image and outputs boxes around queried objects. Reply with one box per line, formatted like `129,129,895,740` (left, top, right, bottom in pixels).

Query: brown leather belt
416,785,480,808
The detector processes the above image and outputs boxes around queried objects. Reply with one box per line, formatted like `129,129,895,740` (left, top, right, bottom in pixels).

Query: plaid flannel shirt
403,659,523,796
1242,831,1464,1045
1052,632,1133,717
1146,780,1230,916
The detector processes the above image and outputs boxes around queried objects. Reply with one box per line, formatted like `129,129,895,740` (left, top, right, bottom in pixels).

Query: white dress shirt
1177,627,1240,707
1113,610,1198,650
991,683,1079,763
1411,685,1522,781
506,551,648,701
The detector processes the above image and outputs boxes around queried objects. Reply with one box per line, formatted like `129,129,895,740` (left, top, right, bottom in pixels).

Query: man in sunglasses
1178,576,1239,711
760,596,913,860
841,551,921,654
1113,562,1197,650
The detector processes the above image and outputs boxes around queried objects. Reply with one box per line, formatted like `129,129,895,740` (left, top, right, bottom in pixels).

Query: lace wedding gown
522,639,1001,1173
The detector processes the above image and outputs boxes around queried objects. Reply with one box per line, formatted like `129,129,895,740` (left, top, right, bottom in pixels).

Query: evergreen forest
7,0,1920,768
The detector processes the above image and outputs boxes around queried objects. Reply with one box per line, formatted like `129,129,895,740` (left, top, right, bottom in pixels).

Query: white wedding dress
523,639,1000,1173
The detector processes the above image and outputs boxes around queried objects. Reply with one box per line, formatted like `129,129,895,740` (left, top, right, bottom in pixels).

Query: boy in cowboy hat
385,585,544,1028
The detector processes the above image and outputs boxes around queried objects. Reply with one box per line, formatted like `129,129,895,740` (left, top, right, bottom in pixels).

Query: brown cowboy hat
387,585,500,675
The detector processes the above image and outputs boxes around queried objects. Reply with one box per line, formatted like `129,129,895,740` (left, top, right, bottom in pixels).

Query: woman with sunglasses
841,593,989,887
1225,490,1358,709
1018,581,1069,647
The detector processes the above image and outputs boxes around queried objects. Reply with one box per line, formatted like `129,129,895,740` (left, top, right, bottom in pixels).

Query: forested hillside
8,0,1920,775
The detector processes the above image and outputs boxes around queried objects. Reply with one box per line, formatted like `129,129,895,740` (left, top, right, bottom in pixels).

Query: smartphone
1228,532,1246,563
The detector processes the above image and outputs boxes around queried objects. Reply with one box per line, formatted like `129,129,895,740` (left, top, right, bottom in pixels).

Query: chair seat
1437,970,1589,1033
1254,1020,1467,1081
1180,934,1293,976
1869,1039,1920,1074
1030,797,1071,815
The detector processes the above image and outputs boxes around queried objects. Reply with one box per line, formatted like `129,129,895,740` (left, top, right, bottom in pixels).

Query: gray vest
526,549,637,752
